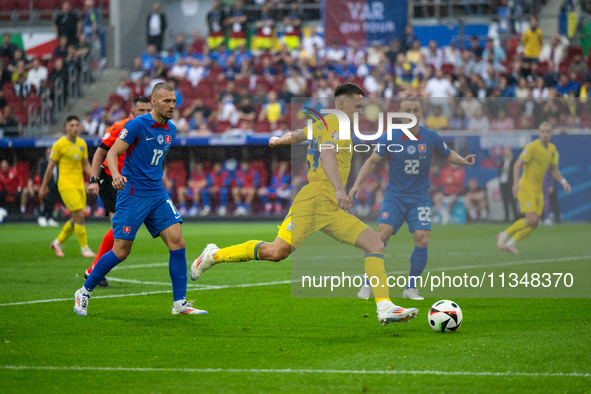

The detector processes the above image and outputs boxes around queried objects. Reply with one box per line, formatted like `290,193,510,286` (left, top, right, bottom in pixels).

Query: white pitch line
0,365,589,378
0,255,588,307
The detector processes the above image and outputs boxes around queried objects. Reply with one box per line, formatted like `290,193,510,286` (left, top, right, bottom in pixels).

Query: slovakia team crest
382,212,389,219
123,226,131,234
418,144,427,153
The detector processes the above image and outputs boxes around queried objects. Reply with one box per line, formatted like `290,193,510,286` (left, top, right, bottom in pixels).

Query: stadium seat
567,46,584,59
2,82,16,100
255,119,271,133
441,63,455,75
33,0,57,19
214,120,232,133
107,93,126,108
558,60,570,75
15,161,29,188
15,0,31,21
0,0,15,20
537,61,549,75
166,160,188,189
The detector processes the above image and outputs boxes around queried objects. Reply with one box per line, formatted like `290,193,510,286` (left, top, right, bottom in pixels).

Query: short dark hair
132,96,150,105
334,82,365,98
65,115,79,124
151,82,174,97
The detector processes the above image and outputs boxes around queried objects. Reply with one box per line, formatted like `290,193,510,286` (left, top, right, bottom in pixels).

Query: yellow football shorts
59,188,86,212
277,182,368,249
518,188,543,216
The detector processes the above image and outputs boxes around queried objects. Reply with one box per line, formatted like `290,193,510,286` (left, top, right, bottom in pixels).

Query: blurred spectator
177,162,208,216
366,41,384,66
258,91,284,130
170,33,187,58
81,111,99,135
401,24,416,53
188,111,208,132
89,99,104,123
425,68,455,98
237,96,256,125
171,109,188,134
396,63,419,96
282,2,301,51
54,2,79,46
169,56,189,80
490,108,515,131
467,106,490,132
481,38,506,65
141,45,158,72
10,59,27,83
0,33,19,63
13,73,31,100
151,57,168,79
75,33,91,61
555,73,579,96
190,30,206,55
326,41,345,63
187,58,206,88
449,105,467,130
82,0,104,59
423,40,444,71
515,77,530,98
253,2,275,51
207,0,226,50
129,58,145,82
8,48,27,71
217,94,240,127
469,36,483,59
499,147,518,222
259,160,290,215
385,39,401,65
522,15,543,62
568,53,588,76
183,97,213,121
0,159,19,213
227,0,248,50
48,57,68,98
203,162,231,216
406,39,422,65
532,77,548,101
444,41,463,68
53,36,69,59
0,106,17,136
232,161,260,216
115,78,130,102
147,2,167,52
0,60,11,88
539,34,568,66
285,68,306,95
459,91,481,118
26,57,48,91
426,105,448,130
464,178,487,222
432,163,465,225
302,26,323,57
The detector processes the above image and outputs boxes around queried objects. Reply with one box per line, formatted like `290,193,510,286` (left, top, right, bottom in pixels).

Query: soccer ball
428,300,463,333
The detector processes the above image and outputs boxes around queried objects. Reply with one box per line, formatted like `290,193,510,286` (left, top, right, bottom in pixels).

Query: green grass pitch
0,221,590,393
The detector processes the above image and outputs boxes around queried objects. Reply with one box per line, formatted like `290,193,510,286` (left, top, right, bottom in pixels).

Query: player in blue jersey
350,98,476,300
73,83,207,316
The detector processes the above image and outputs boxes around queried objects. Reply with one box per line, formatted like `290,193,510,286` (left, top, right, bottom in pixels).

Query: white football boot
74,288,91,316
376,300,419,325
402,287,424,300
190,243,219,281
172,299,208,315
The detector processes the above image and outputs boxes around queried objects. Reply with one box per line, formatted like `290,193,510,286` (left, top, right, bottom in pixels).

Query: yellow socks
214,240,263,263
513,226,534,242
56,221,74,244
364,253,390,303
74,224,88,248
504,218,527,238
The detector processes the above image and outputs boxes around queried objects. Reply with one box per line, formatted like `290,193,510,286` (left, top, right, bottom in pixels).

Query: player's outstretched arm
87,146,108,195
107,138,130,191
38,159,57,201
348,152,382,201
269,129,306,147
512,157,524,198
549,164,571,194
446,149,476,166
319,146,350,210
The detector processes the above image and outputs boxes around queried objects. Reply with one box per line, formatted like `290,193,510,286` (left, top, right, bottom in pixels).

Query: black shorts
99,166,117,215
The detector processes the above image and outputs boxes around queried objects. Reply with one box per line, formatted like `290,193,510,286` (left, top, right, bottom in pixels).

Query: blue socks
169,248,187,302
408,246,428,289
84,250,121,292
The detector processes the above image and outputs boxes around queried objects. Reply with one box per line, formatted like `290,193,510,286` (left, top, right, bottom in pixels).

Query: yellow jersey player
190,82,419,326
39,115,96,258
497,122,571,253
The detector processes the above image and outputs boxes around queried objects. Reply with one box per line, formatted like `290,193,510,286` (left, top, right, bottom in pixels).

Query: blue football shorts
378,194,432,235
112,191,183,240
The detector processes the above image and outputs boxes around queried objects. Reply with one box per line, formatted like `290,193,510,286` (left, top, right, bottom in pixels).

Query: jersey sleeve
81,140,88,160
519,142,533,163
101,123,120,149
433,131,451,157
316,115,339,148
372,134,389,158
118,118,140,145
49,140,61,162
551,145,559,166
